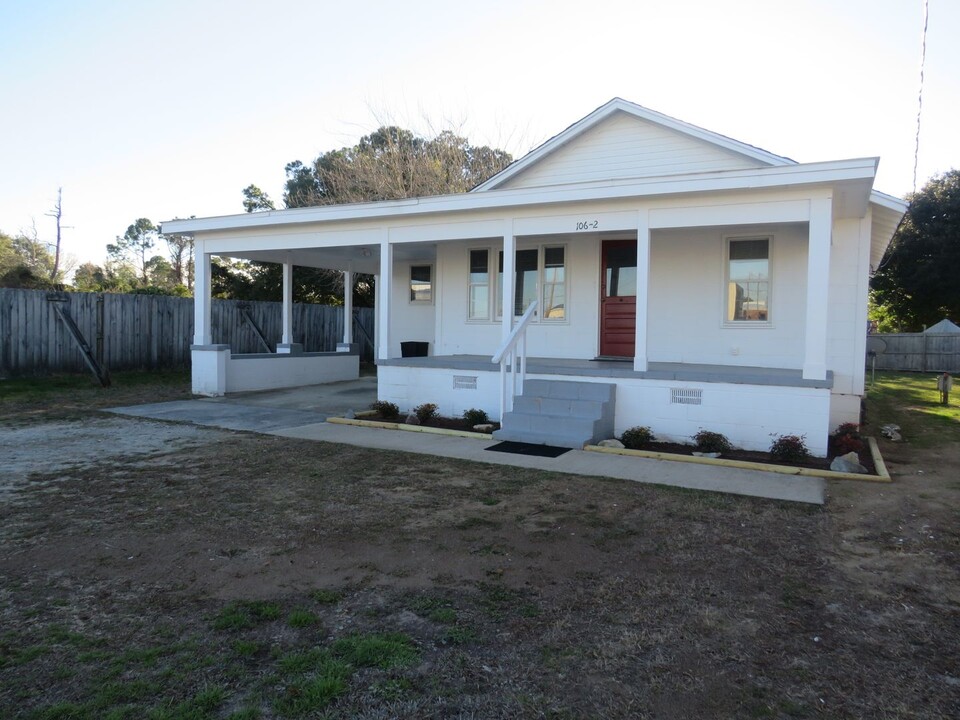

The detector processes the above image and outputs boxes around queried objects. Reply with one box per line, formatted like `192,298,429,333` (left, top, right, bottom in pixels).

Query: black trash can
400,341,429,358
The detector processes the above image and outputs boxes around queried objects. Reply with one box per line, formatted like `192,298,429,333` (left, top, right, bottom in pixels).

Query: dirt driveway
1,374,958,719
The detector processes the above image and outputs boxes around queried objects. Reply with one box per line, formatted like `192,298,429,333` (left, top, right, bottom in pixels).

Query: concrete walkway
108,378,825,505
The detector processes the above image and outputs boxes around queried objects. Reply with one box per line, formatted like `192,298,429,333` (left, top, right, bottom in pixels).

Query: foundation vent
671,388,703,405
453,375,478,390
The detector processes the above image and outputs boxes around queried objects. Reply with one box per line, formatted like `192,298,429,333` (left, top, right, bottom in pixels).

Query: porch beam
634,210,650,372
501,221,516,342
193,243,212,345
803,197,832,380
377,231,392,360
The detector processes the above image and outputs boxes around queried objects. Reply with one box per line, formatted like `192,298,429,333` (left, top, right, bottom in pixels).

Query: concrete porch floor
107,377,825,505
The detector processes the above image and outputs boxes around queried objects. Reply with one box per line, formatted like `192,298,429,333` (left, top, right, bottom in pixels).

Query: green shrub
414,403,439,423
769,434,810,463
370,400,400,420
463,408,489,425
620,426,655,449
692,430,732,454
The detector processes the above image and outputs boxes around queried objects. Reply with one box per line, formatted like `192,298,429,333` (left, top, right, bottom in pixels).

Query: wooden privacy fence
0,288,375,377
869,333,960,373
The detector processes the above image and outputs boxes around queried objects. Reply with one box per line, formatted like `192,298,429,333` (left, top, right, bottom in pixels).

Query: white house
163,98,907,456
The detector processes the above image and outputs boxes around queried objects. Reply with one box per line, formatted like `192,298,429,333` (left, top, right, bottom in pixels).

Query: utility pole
45,187,64,281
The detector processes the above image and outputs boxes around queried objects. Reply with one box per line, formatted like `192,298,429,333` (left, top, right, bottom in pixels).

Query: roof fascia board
472,98,795,192
869,189,908,213
162,157,879,236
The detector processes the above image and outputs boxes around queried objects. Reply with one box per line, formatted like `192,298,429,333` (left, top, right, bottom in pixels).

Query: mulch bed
630,440,877,475
361,413,877,474
364,412,500,434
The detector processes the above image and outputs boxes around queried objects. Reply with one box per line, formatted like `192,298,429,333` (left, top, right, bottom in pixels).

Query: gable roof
472,97,906,269
473,97,794,192
924,318,960,334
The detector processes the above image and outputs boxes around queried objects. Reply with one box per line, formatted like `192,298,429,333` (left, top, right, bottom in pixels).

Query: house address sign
575,220,599,231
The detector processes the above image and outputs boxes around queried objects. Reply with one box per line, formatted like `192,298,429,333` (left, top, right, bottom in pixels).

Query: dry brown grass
0,372,958,718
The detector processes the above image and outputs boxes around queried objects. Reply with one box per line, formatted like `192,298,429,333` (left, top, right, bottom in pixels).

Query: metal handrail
491,301,538,419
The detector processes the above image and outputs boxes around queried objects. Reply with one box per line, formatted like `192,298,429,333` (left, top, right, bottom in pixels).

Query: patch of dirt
0,410,958,718
0,416,229,496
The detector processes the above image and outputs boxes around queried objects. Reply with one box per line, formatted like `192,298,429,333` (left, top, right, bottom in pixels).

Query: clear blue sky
1,0,957,271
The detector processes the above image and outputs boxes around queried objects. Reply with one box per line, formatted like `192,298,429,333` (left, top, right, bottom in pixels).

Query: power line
913,0,929,195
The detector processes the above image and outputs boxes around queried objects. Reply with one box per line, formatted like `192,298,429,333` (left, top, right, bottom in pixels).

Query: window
409,265,432,303
542,247,566,319
494,247,566,320
726,238,769,322
468,249,489,320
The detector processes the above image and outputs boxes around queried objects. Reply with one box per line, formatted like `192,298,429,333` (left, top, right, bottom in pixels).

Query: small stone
880,424,902,441
830,452,867,474
473,423,495,432
598,439,625,448
405,413,420,425
344,409,356,419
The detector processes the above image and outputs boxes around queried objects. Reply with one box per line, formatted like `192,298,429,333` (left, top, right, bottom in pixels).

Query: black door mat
485,441,570,458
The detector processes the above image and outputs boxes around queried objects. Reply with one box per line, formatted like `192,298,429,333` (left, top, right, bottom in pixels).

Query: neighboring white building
163,99,907,456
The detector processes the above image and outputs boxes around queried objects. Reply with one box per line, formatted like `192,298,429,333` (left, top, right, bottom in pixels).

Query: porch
377,354,834,455
377,355,834,388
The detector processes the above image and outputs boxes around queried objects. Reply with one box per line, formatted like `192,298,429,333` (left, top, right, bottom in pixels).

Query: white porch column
501,221,516,342
193,243,212,345
633,210,651,372
377,231,392,360
803,196,833,380
342,269,354,345
373,273,380,359
277,260,299,353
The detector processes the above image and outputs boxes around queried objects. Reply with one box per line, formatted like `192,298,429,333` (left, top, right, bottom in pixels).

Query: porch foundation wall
378,365,832,456
191,346,358,396
226,353,359,393
377,365,502,419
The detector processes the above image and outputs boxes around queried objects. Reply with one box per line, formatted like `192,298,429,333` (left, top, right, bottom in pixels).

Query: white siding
434,237,602,359
647,225,808,369
389,260,436,357
500,111,768,190
827,216,870,429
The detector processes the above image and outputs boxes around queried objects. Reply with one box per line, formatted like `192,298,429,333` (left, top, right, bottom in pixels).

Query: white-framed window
467,249,490,320
542,246,566,320
725,236,770,323
409,264,433,303
491,245,567,322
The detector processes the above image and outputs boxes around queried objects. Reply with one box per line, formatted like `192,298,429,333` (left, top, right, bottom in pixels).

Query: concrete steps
492,379,616,449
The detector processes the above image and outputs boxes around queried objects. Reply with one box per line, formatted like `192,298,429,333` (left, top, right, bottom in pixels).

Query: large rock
598,439,625,448
405,413,421,425
831,452,867,474
473,423,495,433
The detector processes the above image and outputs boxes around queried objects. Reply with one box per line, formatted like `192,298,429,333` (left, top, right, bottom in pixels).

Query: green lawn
867,370,960,447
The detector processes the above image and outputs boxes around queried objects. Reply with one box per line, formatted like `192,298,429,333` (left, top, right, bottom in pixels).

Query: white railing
491,301,538,420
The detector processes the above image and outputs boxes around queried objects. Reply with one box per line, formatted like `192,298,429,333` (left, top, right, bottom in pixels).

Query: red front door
600,240,637,358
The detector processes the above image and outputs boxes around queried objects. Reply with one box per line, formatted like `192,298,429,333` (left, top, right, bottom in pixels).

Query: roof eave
162,158,880,236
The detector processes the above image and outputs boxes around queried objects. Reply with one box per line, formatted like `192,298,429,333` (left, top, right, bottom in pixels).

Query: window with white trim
468,249,489,320
726,237,769,322
542,246,566,319
491,245,567,321
409,264,432,303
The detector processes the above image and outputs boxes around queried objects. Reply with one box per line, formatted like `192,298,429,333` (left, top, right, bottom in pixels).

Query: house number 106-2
575,220,599,231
